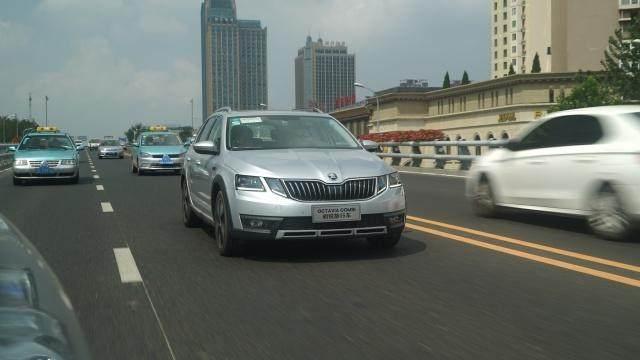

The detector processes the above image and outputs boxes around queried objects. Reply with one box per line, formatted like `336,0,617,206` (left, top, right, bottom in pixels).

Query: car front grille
284,178,377,202
151,154,181,159
279,214,386,230
29,160,59,168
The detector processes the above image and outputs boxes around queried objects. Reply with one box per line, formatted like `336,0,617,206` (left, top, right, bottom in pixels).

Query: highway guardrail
375,140,508,170
0,153,13,171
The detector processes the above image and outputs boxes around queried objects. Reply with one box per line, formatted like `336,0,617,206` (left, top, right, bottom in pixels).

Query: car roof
213,110,331,119
548,105,640,118
27,132,69,136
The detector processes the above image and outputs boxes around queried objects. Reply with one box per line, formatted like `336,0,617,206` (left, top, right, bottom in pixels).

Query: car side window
517,115,603,151
207,116,223,150
518,120,555,150
197,117,215,142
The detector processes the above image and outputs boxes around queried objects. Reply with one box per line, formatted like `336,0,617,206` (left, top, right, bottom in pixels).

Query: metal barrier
0,153,13,171
376,140,508,170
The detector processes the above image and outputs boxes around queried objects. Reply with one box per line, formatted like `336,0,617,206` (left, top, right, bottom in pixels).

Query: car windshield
227,115,359,150
141,133,181,146
18,135,74,150
627,112,640,126
100,140,120,146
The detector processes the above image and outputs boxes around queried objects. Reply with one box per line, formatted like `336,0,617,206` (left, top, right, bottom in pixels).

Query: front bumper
13,165,78,179
229,185,406,239
138,157,184,171
99,150,124,158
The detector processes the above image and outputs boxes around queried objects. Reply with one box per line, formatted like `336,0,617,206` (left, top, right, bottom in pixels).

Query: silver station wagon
181,109,406,256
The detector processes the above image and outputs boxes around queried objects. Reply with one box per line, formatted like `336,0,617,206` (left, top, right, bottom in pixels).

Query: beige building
619,0,640,33
332,73,581,142
491,0,619,79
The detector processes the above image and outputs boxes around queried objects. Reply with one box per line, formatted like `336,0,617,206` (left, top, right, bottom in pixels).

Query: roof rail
215,107,232,113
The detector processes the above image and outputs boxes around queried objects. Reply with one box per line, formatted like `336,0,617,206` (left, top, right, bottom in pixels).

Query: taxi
130,126,187,175
10,127,80,185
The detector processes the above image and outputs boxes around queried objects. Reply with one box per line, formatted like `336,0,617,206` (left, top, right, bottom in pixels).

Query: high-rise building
619,0,640,33
490,0,618,79
201,0,267,120
295,37,355,112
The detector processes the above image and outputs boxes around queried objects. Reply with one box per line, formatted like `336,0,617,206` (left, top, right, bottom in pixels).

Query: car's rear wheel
182,179,201,228
367,228,403,249
588,186,632,241
130,158,138,173
472,178,498,217
213,190,241,257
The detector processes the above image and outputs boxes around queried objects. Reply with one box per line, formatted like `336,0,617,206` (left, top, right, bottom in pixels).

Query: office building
295,37,355,112
490,0,618,78
619,0,640,33
201,0,268,119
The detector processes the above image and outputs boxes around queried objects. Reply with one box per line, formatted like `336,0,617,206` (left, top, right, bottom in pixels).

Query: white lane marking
113,248,142,283
96,185,104,191
398,170,468,179
91,169,97,173
101,202,114,213
93,175,100,179
0,167,12,175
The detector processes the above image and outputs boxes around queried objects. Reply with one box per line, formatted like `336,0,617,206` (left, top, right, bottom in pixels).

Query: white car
467,106,640,240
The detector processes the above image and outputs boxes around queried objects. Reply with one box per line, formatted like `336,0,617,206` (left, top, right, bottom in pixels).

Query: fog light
241,215,283,234
249,219,264,228
385,212,405,227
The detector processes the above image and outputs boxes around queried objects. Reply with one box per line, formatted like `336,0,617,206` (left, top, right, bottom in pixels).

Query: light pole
44,96,49,126
354,82,380,132
190,98,194,130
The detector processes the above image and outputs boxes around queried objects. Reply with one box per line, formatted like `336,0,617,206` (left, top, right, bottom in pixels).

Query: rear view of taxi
130,126,187,175
10,127,80,185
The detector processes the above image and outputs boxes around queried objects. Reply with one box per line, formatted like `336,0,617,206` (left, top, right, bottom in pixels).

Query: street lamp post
354,82,380,132
190,98,194,130
44,96,49,126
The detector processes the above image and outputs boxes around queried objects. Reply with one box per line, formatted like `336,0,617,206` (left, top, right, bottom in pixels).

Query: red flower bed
359,129,445,143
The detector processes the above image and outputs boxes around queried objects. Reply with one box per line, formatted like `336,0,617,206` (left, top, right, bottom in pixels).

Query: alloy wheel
215,194,227,250
588,190,630,239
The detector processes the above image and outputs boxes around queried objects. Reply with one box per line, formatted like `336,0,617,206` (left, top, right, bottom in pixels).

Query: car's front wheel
130,158,138,173
12,177,21,186
69,173,79,184
367,228,403,249
587,186,632,241
472,178,498,217
182,179,201,228
213,190,241,257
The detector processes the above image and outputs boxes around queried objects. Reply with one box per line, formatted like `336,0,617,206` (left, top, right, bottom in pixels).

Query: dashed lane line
93,175,100,179
113,248,142,283
96,185,104,191
101,202,114,213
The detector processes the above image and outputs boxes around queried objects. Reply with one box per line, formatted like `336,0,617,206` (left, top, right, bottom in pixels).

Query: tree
531,52,542,73
601,18,640,101
125,123,144,142
461,71,470,85
508,64,516,75
0,116,38,143
548,75,621,113
442,72,451,89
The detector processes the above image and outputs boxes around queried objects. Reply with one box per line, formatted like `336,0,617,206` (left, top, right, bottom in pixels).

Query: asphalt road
0,152,639,360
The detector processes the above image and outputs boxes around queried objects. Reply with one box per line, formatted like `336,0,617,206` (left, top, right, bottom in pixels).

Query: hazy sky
0,0,488,137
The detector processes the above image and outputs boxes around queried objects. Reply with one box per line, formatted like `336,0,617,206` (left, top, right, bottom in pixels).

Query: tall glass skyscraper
201,0,268,120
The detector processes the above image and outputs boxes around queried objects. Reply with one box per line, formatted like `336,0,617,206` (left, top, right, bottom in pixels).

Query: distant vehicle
88,138,101,150
467,105,640,241
98,139,124,159
181,110,406,256
9,126,80,185
0,213,92,360
74,140,86,150
130,126,187,175
104,135,114,140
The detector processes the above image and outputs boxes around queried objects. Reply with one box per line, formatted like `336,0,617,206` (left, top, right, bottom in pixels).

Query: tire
69,173,79,184
182,179,202,228
367,228,403,249
471,178,498,217
131,158,138,174
587,186,632,241
13,177,21,186
213,190,242,257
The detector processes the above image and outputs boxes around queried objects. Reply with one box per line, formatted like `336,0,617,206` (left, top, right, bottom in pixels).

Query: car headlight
265,178,288,197
61,159,77,165
140,152,152,158
178,152,186,158
14,159,28,166
389,172,402,188
236,175,265,191
376,175,388,194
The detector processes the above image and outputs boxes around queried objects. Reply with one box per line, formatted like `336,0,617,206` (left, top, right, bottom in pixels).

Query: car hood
226,149,392,181
139,145,185,155
15,149,77,160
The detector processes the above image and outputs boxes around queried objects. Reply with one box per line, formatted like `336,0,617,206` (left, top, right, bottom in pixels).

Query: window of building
503,37,507,45
504,61,508,70
494,63,498,71
512,45,517,53
503,0,507,7
494,39,498,47
512,58,517,66
512,7,517,15
503,49,508,57
494,14,498,22
549,89,555,103
512,33,517,41
503,24,508,32
494,2,498,10
494,51,498,59
503,12,507,20
512,20,517,28
494,27,498,35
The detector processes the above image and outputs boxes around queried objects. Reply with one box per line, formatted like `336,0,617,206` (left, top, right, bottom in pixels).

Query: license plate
37,165,51,175
161,155,173,165
311,204,361,223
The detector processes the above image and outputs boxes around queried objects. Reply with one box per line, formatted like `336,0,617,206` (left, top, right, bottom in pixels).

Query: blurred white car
467,106,640,240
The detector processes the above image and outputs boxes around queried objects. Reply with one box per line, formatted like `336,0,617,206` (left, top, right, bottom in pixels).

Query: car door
187,116,216,212
190,116,222,217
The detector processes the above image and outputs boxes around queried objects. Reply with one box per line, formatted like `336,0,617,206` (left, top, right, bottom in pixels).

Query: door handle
526,160,546,165
573,158,597,163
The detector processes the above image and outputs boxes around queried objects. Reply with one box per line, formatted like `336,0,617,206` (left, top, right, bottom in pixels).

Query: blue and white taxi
130,126,187,175
10,127,80,185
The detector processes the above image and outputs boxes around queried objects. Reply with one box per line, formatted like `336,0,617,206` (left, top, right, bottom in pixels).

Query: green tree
0,117,38,143
531,52,542,73
508,64,516,75
125,123,144,142
442,71,451,88
548,75,621,113
601,18,640,101
461,71,470,85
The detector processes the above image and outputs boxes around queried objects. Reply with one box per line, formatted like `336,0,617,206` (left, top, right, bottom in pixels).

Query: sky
0,0,488,138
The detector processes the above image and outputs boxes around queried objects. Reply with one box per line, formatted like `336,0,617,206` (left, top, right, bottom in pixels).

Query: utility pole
45,96,49,126
190,98,194,130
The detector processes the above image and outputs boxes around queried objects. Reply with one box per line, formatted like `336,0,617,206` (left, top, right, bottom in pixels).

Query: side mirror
504,138,520,151
193,140,219,155
8,146,16,152
361,140,380,152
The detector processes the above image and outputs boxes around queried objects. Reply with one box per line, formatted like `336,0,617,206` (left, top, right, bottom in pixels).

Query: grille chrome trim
284,178,377,202
276,226,387,239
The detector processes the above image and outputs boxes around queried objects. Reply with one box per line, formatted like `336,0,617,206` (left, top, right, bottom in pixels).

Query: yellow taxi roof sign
36,126,59,132
148,125,167,132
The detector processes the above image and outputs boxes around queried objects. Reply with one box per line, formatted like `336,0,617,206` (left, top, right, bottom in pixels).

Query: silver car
98,139,124,159
181,109,406,256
